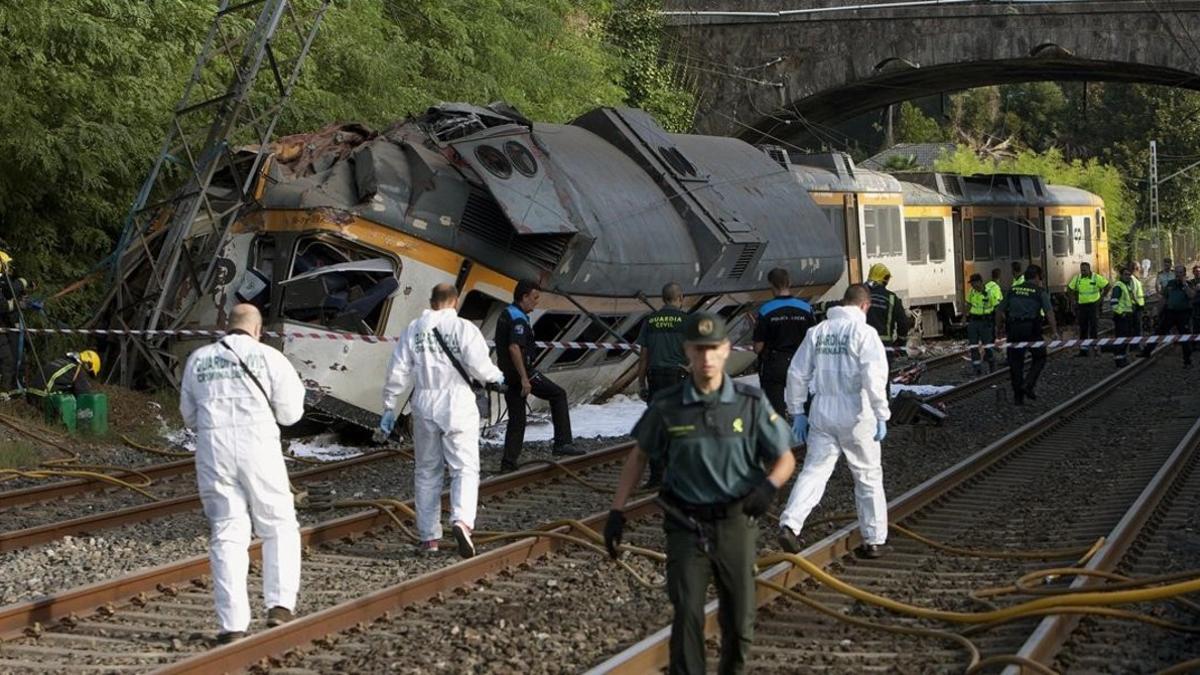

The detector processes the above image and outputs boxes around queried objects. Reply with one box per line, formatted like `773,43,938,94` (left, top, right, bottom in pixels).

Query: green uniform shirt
998,282,1053,322
637,306,687,370
1164,279,1192,311
632,376,791,504
1131,277,1145,308
1068,273,1109,304
985,280,1004,304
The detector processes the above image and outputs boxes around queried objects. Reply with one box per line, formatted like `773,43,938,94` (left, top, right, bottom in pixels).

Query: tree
0,1,696,324
894,102,944,144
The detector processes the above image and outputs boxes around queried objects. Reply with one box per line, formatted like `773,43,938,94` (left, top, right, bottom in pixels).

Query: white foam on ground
484,394,648,445
891,383,955,397
287,433,365,462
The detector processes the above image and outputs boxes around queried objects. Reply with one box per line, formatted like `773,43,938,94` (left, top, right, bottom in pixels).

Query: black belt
660,491,738,521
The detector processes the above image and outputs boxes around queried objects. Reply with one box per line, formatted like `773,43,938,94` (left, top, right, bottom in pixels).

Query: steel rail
1001,409,1200,673
0,458,194,510
0,442,633,638
0,450,398,553
152,495,659,675
589,350,1158,673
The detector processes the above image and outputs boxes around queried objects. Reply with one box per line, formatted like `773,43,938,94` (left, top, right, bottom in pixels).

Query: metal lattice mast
1150,140,1160,254
96,0,330,388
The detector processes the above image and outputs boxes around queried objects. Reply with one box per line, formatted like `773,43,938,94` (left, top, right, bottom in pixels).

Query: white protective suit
180,332,306,634
381,308,503,542
779,305,891,545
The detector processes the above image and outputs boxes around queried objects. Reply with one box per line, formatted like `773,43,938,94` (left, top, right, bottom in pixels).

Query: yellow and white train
167,105,1108,427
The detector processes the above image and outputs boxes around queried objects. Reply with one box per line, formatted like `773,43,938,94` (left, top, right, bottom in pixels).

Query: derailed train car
177,104,845,426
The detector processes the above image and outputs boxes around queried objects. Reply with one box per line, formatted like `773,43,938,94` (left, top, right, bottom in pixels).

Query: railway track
0,443,638,673
593,347,1200,673
0,447,404,554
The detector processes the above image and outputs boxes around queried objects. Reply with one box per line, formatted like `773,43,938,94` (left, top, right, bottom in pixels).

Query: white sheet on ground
287,433,365,461
891,383,955,396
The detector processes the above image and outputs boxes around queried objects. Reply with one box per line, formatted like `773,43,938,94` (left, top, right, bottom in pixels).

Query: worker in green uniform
1145,265,1195,367
987,268,1004,301
1009,261,1024,292
1130,269,1147,337
635,281,689,488
965,273,1000,375
995,265,1060,405
1067,262,1109,356
1109,266,1138,368
605,311,795,675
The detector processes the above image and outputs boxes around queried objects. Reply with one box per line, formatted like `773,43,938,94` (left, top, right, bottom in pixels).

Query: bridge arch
663,1,1200,142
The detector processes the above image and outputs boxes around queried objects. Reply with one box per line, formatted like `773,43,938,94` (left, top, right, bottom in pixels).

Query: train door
845,194,862,284
952,207,966,308
1036,207,1048,272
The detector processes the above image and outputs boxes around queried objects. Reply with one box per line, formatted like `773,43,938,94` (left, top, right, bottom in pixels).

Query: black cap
683,311,729,344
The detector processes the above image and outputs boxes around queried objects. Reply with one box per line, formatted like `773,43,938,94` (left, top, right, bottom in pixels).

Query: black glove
742,479,778,517
638,387,650,403
604,509,626,559
485,380,508,394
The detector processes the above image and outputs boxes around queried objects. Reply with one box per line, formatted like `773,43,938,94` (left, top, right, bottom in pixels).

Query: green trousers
664,507,757,675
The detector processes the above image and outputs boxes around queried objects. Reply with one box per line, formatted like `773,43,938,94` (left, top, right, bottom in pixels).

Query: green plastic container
43,393,77,434
76,393,109,436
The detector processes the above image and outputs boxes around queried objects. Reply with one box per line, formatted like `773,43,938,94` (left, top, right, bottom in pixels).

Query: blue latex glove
25,299,43,312
873,419,887,442
790,413,808,445
379,409,397,435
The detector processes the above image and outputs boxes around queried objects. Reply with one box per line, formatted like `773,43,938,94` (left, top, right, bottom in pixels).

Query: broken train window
280,237,400,334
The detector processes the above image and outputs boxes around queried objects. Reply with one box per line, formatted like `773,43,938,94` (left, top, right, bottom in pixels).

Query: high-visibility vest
1111,281,1134,316
985,280,1003,304
967,287,997,316
1069,273,1108,304
1131,277,1145,308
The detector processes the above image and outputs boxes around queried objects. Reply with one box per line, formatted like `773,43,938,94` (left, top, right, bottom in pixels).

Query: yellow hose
119,433,193,458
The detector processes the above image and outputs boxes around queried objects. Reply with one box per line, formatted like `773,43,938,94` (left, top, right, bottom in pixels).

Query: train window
459,290,502,322
905,220,925,264
927,220,946,262
280,238,399,334
1083,217,1092,255
973,217,993,260
963,218,974,260
993,219,1010,258
822,206,845,230
863,208,879,256
1051,217,1070,257
1097,209,1105,234
884,207,903,256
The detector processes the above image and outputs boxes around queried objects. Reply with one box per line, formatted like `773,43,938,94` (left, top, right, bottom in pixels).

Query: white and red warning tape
0,326,1197,352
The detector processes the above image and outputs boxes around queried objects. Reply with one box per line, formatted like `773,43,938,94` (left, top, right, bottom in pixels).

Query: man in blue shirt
496,280,580,472
753,268,816,417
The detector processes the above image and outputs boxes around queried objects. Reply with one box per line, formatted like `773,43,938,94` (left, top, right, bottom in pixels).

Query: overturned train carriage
178,104,845,427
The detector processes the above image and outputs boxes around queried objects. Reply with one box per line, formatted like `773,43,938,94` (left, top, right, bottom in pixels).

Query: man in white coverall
379,283,504,558
776,284,891,559
180,304,306,644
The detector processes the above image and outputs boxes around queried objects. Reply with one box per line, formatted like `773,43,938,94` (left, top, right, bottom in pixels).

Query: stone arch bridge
661,0,1200,142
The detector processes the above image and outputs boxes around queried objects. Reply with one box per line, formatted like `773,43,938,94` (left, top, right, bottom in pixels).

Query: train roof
256,104,845,296
776,151,902,194
898,179,954,207
897,171,1104,208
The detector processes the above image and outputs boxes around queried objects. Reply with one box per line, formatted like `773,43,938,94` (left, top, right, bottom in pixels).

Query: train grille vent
727,244,760,280
459,186,572,271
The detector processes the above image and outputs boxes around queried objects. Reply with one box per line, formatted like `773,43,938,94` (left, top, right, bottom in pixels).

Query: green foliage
934,146,1135,261
0,0,695,328
894,102,944,144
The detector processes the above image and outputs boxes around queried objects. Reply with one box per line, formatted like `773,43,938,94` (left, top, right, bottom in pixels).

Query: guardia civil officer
635,282,688,488
965,273,1000,375
180,304,306,644
777,284,891,559
865,263,910,392
1109,266,1138,368
995,265,1060,405
1067,262,1108,356
605,312,795,675
753,267,816,417
379,283,505,557
496,279,580,472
